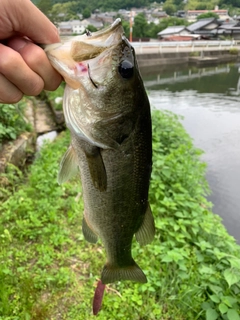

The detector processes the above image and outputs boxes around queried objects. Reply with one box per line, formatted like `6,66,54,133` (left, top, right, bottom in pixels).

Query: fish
45,18,154,286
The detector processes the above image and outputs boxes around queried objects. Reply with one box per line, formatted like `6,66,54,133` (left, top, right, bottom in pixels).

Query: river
141,63,240,243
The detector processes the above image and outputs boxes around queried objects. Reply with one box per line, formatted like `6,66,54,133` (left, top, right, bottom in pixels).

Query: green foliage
196,12,220,20
50,2,80,23
86,24,98,32
163,0,177,15
132,13,189,39
133,13,148,38
0,101,31,144
229,48,238,55
0,110,240,319
82,7,91,19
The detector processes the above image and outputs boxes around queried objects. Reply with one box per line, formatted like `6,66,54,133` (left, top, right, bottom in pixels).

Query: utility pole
129,10,133,42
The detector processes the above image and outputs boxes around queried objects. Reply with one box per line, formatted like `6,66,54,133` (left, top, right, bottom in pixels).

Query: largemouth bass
45,19,154,285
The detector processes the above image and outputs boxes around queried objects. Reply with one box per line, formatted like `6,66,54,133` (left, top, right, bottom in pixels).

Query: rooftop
187,18,217,32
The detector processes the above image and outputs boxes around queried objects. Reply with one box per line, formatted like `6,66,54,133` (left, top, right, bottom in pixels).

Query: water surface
142,63,240,242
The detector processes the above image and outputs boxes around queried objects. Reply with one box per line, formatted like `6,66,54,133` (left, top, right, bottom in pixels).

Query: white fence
131,40,239,54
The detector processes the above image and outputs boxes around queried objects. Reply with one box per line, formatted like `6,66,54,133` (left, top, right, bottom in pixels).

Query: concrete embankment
136,49,240,69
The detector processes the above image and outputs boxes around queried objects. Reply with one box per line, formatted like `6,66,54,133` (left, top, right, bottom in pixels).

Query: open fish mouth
44,18,124,88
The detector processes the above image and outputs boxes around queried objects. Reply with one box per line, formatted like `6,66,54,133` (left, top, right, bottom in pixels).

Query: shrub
0,100,31,144
229,48,238,55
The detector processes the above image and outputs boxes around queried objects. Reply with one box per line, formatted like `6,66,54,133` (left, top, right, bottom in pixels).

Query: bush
229,48,238,55
0,101,31,144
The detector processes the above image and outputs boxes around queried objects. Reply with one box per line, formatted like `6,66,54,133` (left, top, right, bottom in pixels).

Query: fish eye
118,60,134,79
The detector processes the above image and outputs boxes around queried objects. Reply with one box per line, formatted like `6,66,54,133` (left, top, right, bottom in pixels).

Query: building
58,22,73,35
71,20,85,34
187,18,220,39
187,8,230,22
58,20,85,35
215,21,240,40
157,26,191,39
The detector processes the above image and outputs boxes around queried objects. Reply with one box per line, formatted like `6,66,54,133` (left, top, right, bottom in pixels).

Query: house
71,20,85,34
58,22,73,35
151,10,168,19
215,21,240,40
58,20,85,35
187,18,220,39
157,26,191,39
94,12,117,25
187,7,230,22
80,18,104,29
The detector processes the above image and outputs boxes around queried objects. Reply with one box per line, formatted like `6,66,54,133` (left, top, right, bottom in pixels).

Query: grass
0,110,240,319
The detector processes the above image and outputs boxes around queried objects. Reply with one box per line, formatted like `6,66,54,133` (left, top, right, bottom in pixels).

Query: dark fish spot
118,60,134,79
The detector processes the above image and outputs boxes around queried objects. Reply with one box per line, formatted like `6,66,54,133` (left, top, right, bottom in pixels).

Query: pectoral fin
84,146,107,192
135,204,155,246
58,145,78,184
82,216,98,243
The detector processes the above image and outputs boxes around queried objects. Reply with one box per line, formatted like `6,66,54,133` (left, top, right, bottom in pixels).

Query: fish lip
87,64,98,88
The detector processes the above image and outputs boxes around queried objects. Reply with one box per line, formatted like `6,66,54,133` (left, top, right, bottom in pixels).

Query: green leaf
206,308,219,320
227,309,240,320
228,258,240,270
219,303,228,314
209,294,220,303
223,268,240,287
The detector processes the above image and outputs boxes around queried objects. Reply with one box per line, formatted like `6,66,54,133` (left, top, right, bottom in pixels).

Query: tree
50,2,80,23
122,19,130,39
86,25,98,32
196,12,219,20
163,0,176,16
83,8,91,19
37,0,52,16
133,13,148,38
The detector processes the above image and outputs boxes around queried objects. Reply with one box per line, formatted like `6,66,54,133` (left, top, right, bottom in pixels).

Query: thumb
10,0,60,44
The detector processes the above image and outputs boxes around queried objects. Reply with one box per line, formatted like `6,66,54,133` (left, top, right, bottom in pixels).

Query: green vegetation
229,47,238,54
0,100,31,145
196,12,220,20
1,110,240,319
33,0,240,19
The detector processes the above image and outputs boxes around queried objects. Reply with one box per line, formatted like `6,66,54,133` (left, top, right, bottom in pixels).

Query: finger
9,0,60,44
7,37,62,91
0,43,44,96
0,73,23,104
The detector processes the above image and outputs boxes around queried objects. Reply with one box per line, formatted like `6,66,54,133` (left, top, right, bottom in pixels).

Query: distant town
55,4,240,41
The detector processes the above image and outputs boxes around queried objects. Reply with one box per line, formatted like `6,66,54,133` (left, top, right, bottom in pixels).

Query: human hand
0,0,62,104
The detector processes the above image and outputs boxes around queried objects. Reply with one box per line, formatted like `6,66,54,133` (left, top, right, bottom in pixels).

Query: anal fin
82,216,98,243
135,204,155,246
58,145,78,184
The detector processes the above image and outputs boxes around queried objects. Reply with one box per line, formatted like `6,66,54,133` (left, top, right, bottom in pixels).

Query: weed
0,110,239,319
229,48,238,55
0,100,31,144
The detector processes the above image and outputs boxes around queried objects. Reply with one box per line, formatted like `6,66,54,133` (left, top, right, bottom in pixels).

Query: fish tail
101,260,147,284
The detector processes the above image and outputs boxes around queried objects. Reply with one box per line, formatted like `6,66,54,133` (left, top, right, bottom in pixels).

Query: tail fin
101,260,147,284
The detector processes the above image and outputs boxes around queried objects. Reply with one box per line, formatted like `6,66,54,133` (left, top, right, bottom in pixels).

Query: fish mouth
45,18,124,89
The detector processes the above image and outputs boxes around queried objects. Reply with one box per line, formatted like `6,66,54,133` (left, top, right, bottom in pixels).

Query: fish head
45,19,148,149
45,19,143,109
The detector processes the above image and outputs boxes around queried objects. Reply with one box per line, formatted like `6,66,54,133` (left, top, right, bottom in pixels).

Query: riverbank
136,48,240,69
1,110,240,319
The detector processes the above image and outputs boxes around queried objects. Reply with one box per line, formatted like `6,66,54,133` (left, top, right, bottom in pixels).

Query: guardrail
131,40,238,53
